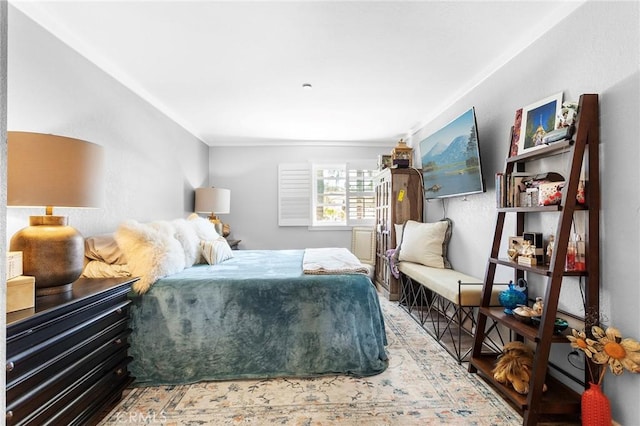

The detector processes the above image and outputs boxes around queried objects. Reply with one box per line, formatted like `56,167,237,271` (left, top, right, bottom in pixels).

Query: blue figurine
499,279,528,315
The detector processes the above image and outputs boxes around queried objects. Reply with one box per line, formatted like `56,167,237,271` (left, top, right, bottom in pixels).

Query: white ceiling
12,1,584,146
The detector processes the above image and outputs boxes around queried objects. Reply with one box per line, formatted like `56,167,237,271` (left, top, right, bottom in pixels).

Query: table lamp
7,131,105,295
195,187,230,236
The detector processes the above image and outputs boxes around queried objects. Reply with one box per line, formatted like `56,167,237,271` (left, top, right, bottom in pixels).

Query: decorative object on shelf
566,235,577,271
557,101,579,128
568,326,640,426
575,234,586,271
492,341,543,395
195,187,231,236
517,240,537,266
517,91,564,154
582,382,611,426
512,306,539,324
546,235,555,265
541,126,573,145
377,154,392,170
391,138,413,168
507,242,519,261
498,279,528,315
553,318,569,333
507,236,524,261
532,296,544,316
523,232,544,263
7,132,105,295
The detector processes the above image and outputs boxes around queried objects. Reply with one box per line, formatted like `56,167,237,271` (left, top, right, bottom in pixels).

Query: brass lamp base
10,215,84,296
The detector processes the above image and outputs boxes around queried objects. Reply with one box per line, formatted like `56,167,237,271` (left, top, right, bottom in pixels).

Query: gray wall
5,6,209,243
409,2,639,423
209,144,388,250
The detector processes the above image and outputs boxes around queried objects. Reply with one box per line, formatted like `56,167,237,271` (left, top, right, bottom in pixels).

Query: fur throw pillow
115,219,186,294
171,218,200,267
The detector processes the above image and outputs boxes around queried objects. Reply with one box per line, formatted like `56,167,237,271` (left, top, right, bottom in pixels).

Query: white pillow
187,213,221,263
115,220,186,294
398,219,452,269
200,237,234,265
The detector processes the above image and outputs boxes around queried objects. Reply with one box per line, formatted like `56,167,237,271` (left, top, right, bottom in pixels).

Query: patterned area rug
99,296,522,425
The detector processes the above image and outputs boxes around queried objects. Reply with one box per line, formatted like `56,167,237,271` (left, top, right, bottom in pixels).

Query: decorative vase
581,382,612,426
498,280,528,315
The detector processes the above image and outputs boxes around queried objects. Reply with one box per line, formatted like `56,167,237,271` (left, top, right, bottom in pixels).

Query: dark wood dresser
6,277,138,425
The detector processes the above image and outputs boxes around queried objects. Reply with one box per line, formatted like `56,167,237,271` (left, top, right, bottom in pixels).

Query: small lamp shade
195,187,231,215
195,187,231,235
8,131,105,295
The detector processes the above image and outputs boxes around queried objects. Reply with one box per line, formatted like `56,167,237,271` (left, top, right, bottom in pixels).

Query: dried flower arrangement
568,326,640,384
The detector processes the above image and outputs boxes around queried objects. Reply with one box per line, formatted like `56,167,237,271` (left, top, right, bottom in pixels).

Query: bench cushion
398,261,505,306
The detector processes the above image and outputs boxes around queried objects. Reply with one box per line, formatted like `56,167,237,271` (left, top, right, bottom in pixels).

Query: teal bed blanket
128,250,388,386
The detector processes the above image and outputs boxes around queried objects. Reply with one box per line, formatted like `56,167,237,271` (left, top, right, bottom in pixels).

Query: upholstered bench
389,218,508,364
397,261,507,363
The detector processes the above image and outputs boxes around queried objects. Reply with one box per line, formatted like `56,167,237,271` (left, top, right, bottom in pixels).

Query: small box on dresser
6,275,35,313
7,251,23,280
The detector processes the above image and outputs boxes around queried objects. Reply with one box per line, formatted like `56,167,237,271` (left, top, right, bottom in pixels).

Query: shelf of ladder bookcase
478,307,571,343
469,354,581,415
490,257,588,277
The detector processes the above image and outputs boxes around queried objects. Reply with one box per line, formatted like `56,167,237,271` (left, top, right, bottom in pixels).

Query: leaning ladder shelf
469,94,600,426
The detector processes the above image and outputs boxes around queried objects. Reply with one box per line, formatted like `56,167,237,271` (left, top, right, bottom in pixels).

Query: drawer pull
6,410,13,420
116,308,123,314
6,361,15,372
115,368,125,376
114,338,123,345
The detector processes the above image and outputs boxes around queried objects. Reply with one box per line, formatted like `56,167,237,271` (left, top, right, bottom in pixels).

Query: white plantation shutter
346,160,376,225
278,160,376,228
278,163,310,226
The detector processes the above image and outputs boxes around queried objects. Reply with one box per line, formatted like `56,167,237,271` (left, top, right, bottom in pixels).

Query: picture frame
517,92,563,154
508,108,522,157
378,154,392,170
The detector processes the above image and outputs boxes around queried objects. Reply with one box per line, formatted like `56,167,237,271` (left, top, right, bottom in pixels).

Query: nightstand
226,239,241,250
6,277,138,425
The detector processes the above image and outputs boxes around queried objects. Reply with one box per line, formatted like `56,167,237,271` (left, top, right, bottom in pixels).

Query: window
278,161,376,228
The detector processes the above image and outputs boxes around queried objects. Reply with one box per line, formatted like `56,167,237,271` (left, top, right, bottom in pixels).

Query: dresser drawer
6,319,131,401
47,356,133,426
6,347,131,425
7,289,130,358
6,300,130,383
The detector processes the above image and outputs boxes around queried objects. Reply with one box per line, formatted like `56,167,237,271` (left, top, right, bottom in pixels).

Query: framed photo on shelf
509,108,523,157
517,92,563,154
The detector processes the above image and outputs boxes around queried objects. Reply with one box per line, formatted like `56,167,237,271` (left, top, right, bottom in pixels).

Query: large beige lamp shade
8,131,105,295
195,187,230,235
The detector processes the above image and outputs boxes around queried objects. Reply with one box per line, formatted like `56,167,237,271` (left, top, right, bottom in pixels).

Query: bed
82,220,388,386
